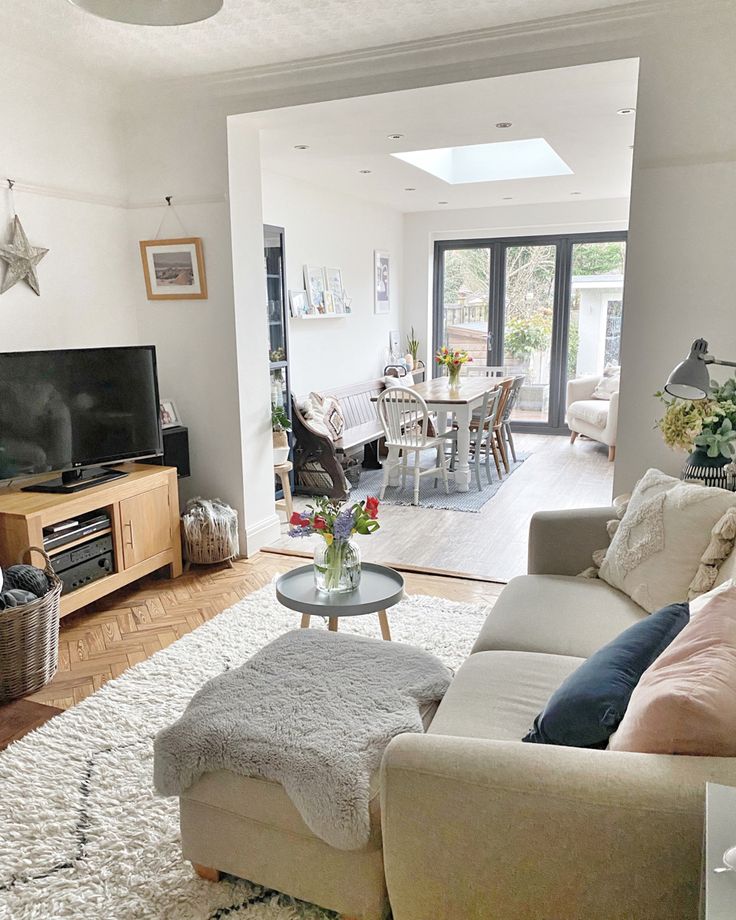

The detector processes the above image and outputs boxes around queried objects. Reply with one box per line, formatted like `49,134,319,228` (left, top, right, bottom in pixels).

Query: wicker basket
182,499,239,566
0,547,62,704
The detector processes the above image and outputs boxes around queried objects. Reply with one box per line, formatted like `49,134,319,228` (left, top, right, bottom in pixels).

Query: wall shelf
291,313,350,320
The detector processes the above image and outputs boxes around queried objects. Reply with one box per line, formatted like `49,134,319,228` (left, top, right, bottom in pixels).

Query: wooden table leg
193,863,220,882
281,469,294,521
300,613,311,628
377,610,391,640
328,617,339,632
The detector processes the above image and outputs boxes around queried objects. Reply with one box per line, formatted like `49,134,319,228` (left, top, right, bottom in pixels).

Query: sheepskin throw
153,628,452,850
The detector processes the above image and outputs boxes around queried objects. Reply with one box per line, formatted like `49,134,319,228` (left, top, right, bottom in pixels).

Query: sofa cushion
472,575,647,660
523,602,690,749
599,468,736,612
609,583,736,756
592,365,621,401
567,399,609,429
428,650,584,742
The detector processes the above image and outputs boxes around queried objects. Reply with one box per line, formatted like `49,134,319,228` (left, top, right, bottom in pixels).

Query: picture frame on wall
289,290,311,317
374,250,390,314
304,264,327,313
140,238,207,301
159,398,182,429
325,266,345,314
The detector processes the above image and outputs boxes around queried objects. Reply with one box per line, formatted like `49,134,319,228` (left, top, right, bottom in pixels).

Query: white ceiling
2,0,652,84
249,58,639,213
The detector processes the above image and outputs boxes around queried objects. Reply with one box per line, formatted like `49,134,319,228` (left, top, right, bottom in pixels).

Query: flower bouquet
289,496,380,593
435,346,473,386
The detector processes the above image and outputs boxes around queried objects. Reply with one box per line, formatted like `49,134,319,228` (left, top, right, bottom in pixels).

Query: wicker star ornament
0,216,48,295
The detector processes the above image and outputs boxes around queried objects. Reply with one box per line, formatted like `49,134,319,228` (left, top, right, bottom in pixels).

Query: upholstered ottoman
181,768,388,920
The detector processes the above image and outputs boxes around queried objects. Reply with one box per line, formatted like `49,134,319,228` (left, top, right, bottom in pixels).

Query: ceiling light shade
67,0,223,25
665,339,712,399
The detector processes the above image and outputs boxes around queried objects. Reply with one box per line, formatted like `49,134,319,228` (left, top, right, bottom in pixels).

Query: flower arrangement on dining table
436,347,473,386
289,496,380,592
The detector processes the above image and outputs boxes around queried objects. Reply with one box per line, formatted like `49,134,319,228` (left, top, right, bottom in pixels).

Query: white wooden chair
376,387,454,506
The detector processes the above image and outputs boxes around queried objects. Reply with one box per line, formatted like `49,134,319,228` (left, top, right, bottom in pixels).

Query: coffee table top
275,562,405,617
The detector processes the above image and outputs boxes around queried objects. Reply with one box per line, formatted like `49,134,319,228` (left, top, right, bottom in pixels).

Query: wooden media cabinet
0,464,182,618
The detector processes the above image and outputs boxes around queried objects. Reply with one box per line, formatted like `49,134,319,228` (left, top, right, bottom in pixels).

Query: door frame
432,230,628,433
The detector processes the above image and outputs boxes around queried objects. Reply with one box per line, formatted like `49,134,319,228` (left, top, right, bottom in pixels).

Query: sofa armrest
527,506,614,575
381,734,727,920
566,374,599,405
603,389,619,444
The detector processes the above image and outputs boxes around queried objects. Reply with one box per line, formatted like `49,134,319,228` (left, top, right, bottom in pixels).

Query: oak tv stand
0,464,182,618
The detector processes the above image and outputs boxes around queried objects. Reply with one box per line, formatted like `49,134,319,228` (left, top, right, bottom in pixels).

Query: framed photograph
325,266,345,314
289,290,310,317
323,291,336,314
139,238,207,301
159,398,181,429
304,264,327,313
374,250,390,314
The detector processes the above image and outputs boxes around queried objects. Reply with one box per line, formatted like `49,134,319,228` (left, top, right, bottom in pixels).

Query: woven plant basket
182,498,239,565
0,547,62,704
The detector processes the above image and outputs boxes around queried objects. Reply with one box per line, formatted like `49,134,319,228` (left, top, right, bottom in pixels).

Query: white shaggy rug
0,583,490,920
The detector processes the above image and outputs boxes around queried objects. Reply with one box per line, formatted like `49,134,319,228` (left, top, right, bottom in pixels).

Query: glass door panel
502,244,557,422
439,247,491,363
566,241,626,403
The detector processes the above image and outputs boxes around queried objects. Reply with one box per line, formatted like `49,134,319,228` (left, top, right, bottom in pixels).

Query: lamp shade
68,0,222,25
664,338,712,400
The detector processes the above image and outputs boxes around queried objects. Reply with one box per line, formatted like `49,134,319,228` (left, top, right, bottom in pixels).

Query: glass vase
313,538,361,593
447,365,462,388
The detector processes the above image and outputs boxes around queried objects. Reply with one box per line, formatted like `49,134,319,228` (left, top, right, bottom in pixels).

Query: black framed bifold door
433,232,627,432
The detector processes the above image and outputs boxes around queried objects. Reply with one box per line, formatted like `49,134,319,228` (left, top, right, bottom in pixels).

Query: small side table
274,461,294,522
703,783,736,918
275,562,405,641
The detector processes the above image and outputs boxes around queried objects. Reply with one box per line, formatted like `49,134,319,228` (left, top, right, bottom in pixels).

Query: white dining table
392,376,511,492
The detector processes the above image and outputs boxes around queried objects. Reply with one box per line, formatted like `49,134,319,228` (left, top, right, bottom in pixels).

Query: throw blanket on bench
153,628,452,850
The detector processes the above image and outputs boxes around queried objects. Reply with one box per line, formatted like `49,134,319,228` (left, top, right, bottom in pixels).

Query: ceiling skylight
391,138,573,185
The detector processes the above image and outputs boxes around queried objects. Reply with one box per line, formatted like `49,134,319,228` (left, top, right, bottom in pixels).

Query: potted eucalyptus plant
272,405,291,466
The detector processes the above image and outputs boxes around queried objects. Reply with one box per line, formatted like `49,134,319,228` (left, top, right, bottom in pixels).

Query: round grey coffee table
275,562,405,640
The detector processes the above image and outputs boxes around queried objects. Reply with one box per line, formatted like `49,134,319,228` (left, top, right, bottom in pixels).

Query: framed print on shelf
325,266,345,314
323,291,336,314
289,290,311,317
159,398,182,429
374,250,390,314
304,264,327,313
140,238,207,301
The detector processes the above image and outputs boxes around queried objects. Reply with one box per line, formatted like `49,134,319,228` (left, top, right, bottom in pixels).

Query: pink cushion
608,583,736,756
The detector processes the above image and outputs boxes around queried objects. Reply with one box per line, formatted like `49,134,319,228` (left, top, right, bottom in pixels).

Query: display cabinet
265,224,291,413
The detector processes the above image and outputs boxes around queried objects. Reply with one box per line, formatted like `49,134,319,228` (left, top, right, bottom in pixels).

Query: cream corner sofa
381,507,736,920
566,374,619,460
180,508,736,919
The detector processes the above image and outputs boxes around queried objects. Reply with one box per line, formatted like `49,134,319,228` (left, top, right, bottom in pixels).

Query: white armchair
566,373,619,461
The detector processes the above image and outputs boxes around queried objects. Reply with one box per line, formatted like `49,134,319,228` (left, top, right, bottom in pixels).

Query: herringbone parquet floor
0,552,502,746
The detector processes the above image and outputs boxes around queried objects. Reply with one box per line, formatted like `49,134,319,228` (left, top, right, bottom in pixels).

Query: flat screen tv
0,346,162,493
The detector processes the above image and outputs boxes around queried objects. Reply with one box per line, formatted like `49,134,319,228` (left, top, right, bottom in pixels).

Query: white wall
1,50,137,350
261,170,403,394
403,197,629,367
614,4,736,491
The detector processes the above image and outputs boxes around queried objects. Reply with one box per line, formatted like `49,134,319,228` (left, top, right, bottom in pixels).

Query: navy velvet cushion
522,602,690,748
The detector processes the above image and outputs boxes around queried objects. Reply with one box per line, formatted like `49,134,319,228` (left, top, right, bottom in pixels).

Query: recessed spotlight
359,169,372,174
404,187,416,191
617,108,636,115
570,191,582,196
294,144,310,150
387,134,404,140
438,201,449,205
502,196,513,200
496,122,512,128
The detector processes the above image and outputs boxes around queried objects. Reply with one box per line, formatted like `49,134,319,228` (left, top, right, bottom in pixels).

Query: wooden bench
292,368,425,500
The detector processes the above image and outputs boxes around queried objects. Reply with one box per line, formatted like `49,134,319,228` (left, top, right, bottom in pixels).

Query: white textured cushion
567,399,609,429
592,365,620,401
309,391,345,442
383,373,414,389
599,468,736,612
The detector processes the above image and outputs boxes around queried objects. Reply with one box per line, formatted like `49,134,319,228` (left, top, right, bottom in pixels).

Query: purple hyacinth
332,507,355,542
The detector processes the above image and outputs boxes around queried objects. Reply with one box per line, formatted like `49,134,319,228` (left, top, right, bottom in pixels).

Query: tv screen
0,346,162,482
